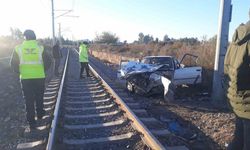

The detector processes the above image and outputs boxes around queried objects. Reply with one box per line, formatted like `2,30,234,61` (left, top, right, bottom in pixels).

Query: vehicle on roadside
117,53,202,98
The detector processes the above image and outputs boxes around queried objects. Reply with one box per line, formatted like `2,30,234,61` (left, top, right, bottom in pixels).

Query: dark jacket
52,44,62,58
224,23,250,119
10,41,52,75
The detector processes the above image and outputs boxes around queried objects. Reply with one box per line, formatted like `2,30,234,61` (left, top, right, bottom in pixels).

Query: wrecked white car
117,54,202,98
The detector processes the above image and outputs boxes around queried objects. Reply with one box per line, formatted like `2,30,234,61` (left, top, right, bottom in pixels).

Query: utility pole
212,0,232,103
58,23,61,45
50,1,78,47
51,0,55,45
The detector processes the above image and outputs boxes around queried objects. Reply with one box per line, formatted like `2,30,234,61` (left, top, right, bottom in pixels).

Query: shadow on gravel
174,86,231,114
131,92,230,150
146,101,224,150
0,62,26,150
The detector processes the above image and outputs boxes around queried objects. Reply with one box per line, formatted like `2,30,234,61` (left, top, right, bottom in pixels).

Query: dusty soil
0,60,26,150
147,96,235,150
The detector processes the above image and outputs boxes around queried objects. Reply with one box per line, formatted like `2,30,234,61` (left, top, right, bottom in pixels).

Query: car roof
143,56,173,59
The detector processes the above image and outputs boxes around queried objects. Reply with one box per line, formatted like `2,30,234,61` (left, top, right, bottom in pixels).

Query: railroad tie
64,119,126,129
44,100,56,106
65,103,115,111
44,91,57,95
66,93,108,99
50,79,61,82
66,98,111,104
66,86,103,91
44,95,57,100
17,139,46,150
65,110,120,119
67,83,100,87
67,89,105,94
44,106,54,112
49,81,60,84
47,83,59,88
63,132,134,145
45,87,59,91
67,80,98,83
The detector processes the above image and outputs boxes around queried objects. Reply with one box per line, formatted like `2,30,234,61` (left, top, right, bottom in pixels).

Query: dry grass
90,41,216,90
90,41,216,69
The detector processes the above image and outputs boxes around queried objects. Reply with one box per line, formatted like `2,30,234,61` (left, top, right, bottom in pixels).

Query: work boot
37,110,46,120
29,121,37,129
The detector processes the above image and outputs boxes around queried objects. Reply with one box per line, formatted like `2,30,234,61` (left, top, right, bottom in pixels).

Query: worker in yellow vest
10,30,52,129
79,41,90,78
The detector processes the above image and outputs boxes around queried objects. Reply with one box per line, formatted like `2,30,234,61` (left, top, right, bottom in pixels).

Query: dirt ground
0,60,27,150
147,96,235,150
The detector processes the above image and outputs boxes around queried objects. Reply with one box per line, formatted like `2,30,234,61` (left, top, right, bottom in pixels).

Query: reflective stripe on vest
15,41,45,79
17,46,43,65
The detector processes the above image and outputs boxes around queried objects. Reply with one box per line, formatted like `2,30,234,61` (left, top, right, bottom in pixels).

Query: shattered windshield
142,57,173,68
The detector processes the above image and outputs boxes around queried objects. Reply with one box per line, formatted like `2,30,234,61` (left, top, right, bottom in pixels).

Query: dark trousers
54,58,60,76
21,79,45,124
80,62,90,77
227,116,250,150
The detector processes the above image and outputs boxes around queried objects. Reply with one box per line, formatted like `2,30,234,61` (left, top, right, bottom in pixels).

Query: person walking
79,42,90,78
52,40,62,76
224,15,250,150
10,29,51,129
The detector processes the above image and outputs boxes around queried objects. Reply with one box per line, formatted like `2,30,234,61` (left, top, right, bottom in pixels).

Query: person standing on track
52,40,62,76
79,41,90,78
224,13,250,150
10,29,52,129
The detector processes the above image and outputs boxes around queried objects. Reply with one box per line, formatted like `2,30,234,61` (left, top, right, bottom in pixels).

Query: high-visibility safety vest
79,44,88,62
15,40,45,79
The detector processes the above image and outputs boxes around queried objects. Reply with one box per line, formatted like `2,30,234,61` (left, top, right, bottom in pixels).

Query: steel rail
89,65,166,150
46,49,69,150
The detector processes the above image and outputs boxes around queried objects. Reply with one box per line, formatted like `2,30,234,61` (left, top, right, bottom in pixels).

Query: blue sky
0,0,249,42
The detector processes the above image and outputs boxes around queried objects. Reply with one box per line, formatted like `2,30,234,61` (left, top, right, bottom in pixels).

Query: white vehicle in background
117,53,202,99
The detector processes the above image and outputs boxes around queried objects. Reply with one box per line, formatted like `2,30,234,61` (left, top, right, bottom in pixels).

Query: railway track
54,74,149,149
49,49,165,150
17,48,188,150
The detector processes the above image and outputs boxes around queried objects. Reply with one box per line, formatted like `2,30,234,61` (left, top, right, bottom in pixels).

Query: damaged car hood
120,61,166,78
